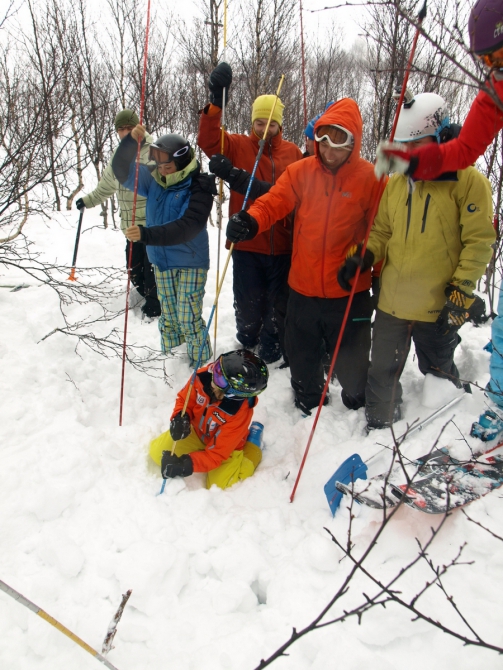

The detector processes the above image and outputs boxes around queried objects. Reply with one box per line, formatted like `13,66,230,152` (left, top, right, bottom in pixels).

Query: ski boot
470,409,503,441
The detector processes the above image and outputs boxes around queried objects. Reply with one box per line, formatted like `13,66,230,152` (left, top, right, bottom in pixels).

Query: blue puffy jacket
113,135,215,272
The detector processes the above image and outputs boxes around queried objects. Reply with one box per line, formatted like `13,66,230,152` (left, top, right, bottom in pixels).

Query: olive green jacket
82,133,153,233
367,167,495,322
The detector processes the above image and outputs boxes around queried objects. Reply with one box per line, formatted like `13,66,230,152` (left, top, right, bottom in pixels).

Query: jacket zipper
405,193,412,240
269,143,276,255
421,194,431,233
321,177,336,297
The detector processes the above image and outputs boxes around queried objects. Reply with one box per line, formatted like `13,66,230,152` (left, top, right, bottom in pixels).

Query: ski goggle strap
315,124,354,150
149,145,190,165
478,46,503,69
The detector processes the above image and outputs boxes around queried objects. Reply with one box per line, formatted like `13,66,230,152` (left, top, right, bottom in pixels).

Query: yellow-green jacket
367,167,495,322
82,133,153,233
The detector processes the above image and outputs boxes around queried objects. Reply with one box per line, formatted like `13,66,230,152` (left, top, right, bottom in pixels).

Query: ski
391,445,503,514
335,448,458,510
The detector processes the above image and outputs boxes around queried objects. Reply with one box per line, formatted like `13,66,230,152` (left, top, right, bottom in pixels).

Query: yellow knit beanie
251,95,284,126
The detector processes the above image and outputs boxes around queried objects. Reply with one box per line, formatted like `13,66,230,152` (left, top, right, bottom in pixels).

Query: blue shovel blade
324,454,368,516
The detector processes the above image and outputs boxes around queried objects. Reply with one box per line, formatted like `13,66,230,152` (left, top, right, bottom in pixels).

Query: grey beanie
114,109,139,130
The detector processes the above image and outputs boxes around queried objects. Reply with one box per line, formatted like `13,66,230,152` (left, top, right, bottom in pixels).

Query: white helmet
394,92,450,143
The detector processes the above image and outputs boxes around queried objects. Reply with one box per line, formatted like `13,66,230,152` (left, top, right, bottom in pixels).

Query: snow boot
470,409,503,441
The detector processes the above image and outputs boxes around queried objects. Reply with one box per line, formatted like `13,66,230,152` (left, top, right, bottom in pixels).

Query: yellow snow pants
149,427,262,490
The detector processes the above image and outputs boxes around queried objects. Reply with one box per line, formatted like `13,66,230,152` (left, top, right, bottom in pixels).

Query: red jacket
247,98,382,299
198,104,303,254
172,365,257,472
428,75,503,175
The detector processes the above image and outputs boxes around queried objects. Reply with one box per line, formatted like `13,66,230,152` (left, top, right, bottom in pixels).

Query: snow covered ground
1,209,502,670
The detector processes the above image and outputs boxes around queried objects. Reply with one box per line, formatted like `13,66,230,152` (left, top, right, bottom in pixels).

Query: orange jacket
198,104,303,254
172,365,257,472
247,98,382,298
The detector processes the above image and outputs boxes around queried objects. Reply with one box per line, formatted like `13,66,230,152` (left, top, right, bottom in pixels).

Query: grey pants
366,309,460,425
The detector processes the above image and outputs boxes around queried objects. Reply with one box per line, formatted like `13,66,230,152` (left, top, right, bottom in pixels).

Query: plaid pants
154,267,212,366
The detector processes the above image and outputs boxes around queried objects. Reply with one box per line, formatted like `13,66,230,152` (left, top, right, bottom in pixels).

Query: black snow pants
126,240,161,316
232,249,290,364
285,288,373,413
365,309,461,426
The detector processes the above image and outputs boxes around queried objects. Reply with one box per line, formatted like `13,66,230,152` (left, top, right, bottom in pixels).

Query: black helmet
217,350,269,398
149,134,192,171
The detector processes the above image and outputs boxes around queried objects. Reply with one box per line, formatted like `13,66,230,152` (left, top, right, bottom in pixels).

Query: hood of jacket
313,98,363,174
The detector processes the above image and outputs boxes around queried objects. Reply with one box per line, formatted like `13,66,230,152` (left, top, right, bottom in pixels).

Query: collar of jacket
314,151,354,179
411,170,459,184
249,127,284,150
153,154,199,189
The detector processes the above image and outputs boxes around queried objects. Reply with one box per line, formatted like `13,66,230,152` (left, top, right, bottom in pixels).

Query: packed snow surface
1,210,502,670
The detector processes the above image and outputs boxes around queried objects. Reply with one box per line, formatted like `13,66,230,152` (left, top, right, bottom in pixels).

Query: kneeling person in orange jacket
149,350,268,489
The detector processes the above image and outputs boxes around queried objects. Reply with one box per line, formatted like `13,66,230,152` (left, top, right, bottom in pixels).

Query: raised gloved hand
374,141,413,178
435,284,475,335
75,198,85,211
337,247,374,292
161,452,194,479
226,210,259,243
169,412,191,441
374,140,444,180
208,62,232,108
209,154,234,180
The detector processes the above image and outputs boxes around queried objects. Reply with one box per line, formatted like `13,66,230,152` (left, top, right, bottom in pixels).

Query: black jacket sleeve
112,134,141,184
139,173,217,246
227,167,271,200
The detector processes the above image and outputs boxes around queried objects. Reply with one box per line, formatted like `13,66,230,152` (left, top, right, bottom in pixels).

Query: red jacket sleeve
198,104,240,162
437,81,503,173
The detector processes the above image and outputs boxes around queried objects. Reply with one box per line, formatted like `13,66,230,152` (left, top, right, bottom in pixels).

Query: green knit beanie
114,109,139,130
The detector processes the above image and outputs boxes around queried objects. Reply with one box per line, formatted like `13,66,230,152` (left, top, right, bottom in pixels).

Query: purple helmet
469,0,503,55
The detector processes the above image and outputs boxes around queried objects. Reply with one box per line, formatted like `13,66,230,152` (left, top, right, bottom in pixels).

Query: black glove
208,62,232,108
76,198,85,210
161,452,194,479
466,294,489,326
435,284,475,335
209,154,234,180
337,248,374,292
169,412,191,441
226,210,259,243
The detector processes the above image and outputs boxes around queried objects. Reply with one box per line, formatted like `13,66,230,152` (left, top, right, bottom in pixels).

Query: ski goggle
478,46,503,69
149,145,190,165
315,124,354,150
211,359,230,392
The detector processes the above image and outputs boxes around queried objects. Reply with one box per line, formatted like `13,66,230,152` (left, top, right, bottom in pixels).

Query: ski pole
299,0,308,128
158,75,285,496
366,391,468,469
290,1,427,503
119,0,151,427
213,0,228,359
0,579,121,670
68,207,85,281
